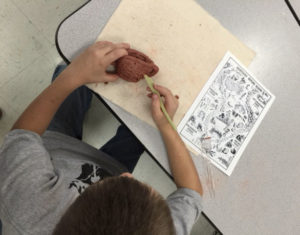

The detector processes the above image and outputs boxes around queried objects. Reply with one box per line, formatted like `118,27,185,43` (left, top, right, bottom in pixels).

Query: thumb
103,73,119,82
151,94,162,118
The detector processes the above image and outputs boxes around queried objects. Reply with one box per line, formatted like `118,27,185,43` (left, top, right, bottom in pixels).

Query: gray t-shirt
0,129,202,235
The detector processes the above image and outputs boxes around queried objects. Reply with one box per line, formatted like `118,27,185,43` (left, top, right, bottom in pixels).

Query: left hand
63,41,130,85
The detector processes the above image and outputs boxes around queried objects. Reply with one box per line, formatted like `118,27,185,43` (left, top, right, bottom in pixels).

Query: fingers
151,94,163,118
153,84,173,97
104,48,128,65
103,73,119,82
113,42,130,51
95,41,129,48
93,41,130,65
146,85,179,100
100,42,130,55
95,41,113,49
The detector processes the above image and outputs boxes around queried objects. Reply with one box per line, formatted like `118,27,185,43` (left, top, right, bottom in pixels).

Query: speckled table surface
56,0,300,234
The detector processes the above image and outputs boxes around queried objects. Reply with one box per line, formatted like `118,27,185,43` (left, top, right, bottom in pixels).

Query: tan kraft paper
88,0,255,127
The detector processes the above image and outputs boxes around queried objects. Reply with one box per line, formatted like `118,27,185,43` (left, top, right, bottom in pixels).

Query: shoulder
166,188,203,235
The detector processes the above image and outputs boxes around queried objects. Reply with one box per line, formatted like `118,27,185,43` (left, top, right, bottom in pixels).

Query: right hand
147,84,179,129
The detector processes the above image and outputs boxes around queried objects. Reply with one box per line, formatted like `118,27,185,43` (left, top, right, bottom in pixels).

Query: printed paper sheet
177,52,275,175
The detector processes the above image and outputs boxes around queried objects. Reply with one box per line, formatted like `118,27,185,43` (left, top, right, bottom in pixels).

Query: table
56,1,300,234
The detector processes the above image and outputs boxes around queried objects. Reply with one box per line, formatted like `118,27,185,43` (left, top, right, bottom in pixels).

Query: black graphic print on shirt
69,163,112,194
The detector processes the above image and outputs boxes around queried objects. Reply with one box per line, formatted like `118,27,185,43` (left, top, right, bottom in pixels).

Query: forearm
12,71,82,135
159,124,203,195
11,41,129,135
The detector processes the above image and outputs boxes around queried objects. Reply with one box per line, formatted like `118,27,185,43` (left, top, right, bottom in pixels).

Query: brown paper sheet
89,0,255,127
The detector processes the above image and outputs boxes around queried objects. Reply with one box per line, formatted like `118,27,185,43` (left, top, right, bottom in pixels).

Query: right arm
147,85,203,195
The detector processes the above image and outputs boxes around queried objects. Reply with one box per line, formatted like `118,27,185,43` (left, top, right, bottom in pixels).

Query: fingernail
152,94,158,99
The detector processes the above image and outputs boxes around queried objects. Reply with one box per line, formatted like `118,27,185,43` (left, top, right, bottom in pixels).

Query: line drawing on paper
178,52,274,175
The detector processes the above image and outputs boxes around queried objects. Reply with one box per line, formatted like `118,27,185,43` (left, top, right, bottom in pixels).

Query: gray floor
0,0,218,234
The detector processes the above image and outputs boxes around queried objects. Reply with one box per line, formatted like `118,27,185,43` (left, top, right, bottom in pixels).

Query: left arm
11,72,81,135
12,41,129,135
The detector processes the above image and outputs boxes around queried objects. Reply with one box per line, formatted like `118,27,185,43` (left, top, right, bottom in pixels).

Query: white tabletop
56,0,300,234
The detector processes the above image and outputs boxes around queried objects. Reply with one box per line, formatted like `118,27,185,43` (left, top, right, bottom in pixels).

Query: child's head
53,176,175,235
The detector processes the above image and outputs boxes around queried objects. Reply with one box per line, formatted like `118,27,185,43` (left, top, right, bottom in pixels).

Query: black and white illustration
69,163,112,194
177,52,275,175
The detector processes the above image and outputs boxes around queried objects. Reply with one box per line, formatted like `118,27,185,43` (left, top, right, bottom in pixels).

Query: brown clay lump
116,49,159,82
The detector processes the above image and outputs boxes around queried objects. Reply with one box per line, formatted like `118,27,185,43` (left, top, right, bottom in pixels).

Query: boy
0,41,203,235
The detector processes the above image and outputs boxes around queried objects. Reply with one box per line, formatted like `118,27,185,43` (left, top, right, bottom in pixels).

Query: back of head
53,176,175,235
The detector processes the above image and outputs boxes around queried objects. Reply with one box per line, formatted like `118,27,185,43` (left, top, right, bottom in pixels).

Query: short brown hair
53,176,175,235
